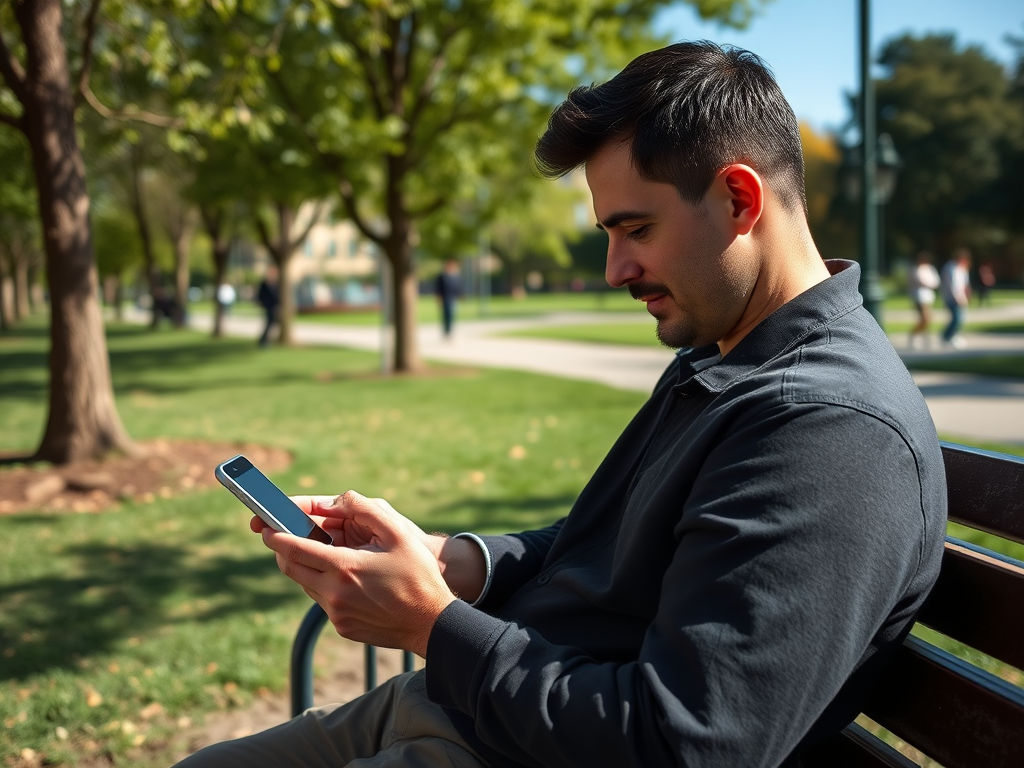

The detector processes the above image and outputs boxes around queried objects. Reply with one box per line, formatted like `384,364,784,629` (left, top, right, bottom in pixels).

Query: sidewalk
183,308,1024,447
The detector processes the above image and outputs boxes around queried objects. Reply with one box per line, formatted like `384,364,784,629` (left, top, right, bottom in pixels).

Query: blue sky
654,0,1024,134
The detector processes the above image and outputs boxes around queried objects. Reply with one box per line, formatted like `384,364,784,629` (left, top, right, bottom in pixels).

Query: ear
718,164,763,236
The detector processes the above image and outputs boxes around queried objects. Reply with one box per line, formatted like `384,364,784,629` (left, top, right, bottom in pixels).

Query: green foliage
876,34,1022,256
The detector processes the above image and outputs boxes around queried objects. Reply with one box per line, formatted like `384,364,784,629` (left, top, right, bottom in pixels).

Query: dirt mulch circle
0,439,291,515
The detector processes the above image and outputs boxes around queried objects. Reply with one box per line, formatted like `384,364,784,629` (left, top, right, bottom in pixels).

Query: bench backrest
803,442,1024,767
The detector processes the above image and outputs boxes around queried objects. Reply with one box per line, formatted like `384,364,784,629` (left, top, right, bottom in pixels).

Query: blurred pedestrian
434,259,462,339
976,262,996,307
940,248,971,349
907,251,940,349
257,265,281,347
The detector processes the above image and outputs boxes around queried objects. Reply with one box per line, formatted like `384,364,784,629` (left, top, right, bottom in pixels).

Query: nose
604,238,643,289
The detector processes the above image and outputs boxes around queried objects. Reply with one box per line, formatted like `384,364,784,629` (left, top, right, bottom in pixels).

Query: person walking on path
940,249,971,348
976,261,996,306
434,259,462,339
257,265,281,348
907,251,940,349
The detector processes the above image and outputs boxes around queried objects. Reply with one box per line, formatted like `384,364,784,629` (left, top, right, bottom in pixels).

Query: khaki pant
174,671,491,768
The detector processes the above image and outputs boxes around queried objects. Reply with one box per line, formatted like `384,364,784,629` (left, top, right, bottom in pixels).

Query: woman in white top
907,251,940,348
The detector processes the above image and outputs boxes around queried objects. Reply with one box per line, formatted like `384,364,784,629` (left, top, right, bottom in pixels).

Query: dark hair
535,41,807,212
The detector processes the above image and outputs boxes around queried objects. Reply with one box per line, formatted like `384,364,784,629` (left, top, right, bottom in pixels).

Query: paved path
183,307,1024,446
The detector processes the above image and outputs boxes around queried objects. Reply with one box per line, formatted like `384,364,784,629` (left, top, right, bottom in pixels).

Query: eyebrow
596,210,652,231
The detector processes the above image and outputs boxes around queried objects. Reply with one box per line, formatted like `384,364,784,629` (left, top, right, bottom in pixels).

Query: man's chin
655,319,700,350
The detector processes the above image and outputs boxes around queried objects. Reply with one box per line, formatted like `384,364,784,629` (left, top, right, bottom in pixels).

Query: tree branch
408,195,447,219
81,83,185,128
0,25,28,106
338,178,385,244
254,210,275,255
74,0,103,106
406,23,460,133
348,31,386,119
289,201,325,251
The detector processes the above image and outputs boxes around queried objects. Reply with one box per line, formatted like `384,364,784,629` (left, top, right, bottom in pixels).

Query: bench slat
916,539,1024,670
941,443,1024,545
799,722,919,768
864,635,1024,768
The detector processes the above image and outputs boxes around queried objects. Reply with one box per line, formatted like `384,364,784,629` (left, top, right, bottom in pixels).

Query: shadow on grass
427,493,577,533
0,534,294,682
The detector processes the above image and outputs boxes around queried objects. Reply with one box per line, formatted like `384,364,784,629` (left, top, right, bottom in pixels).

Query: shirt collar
674,260,863,395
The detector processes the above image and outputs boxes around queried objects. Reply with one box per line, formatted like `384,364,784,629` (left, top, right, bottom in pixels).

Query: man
435,259,462,338
177,42,945,768
940,248,971,348
257,264,281,348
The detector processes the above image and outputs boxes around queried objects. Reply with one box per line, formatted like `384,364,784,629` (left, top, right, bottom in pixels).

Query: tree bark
271,203,295,346
13,252,30,319
127,143,160,327
171,214,194,328
14,0,133,463
201,207,231,338
384,156,421,373
0,262,12,330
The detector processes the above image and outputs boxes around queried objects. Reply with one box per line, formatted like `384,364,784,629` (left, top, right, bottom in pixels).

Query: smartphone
215,455,333,545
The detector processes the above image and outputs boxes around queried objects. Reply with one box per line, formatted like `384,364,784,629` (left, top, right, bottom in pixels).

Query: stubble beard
654,313,702,350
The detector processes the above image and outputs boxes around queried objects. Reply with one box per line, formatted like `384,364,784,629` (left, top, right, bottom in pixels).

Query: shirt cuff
452,532,493,607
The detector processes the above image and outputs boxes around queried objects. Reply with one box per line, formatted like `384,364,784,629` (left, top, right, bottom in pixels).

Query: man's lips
628,282,670,311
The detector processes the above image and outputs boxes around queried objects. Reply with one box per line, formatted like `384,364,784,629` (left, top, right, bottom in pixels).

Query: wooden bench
290,442,1024,766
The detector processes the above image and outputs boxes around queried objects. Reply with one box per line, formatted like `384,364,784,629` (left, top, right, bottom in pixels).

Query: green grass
505,320,666,348
289,289,647,326
908,355,1024,379
0,319,644,765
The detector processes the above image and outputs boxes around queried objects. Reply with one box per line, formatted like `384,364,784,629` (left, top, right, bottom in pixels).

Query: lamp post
842,0,900,325
857,0,884,324
841,132,901,273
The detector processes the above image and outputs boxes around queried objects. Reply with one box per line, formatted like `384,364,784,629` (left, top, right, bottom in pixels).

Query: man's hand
252,491,456,657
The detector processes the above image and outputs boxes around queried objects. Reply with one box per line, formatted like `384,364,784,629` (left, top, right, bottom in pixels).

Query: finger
329,491,410,548
289,495,341,516
274,549,329,590
262,528,336,573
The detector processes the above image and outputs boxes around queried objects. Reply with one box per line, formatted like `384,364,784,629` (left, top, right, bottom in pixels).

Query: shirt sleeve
472,521,564,613
425,402,938,768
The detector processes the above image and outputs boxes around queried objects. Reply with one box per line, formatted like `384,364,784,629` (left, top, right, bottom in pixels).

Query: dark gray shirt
426,260,947,768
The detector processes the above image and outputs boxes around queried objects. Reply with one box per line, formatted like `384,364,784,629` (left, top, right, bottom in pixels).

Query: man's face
585,142,758,350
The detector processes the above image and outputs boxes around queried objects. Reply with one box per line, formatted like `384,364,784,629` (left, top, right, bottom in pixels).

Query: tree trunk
271,203,295,346
384,158,421,373
15,0,133,463
14,254,30,320
0,262,12,330
202,207,231,338
172,217,194,328
386,234,421,373
128,144,160,327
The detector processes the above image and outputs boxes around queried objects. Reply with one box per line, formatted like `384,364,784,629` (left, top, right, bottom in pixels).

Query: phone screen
231,459,317,537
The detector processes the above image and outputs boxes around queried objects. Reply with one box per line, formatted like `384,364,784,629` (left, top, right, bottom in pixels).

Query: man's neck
718,223,830,357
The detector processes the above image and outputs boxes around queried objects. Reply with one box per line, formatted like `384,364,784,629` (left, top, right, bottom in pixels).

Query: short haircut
535,41,807,212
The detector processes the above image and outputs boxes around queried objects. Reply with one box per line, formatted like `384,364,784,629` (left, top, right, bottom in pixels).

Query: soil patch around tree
0,439,291,516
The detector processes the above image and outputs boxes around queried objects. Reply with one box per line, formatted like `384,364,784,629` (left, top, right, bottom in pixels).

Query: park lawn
287,289,647,327
908,354,1024,380
505,320,665,348
0,320,644,766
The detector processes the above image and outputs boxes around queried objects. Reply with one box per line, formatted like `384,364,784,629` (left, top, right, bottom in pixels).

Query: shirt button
536,574,550,585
